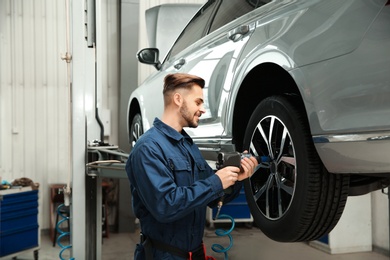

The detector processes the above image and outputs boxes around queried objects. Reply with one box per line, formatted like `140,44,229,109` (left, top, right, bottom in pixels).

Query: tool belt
141,232,215,260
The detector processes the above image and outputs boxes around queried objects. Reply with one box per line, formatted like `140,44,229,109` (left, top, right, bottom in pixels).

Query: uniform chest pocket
168,157,192,186
195,160,209,180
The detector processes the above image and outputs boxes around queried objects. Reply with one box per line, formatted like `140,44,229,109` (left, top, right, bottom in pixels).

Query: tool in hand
214,151,269,219
216,151,269,170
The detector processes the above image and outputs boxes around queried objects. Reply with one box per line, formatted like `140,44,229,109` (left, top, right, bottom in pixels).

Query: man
126,73,258,260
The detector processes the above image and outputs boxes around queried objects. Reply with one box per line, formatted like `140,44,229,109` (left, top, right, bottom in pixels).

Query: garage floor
8,225,389,260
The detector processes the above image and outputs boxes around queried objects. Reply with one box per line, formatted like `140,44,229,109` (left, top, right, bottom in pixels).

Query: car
127,0,390,242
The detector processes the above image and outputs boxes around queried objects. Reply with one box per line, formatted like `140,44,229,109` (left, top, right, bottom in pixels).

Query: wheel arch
127,98,141,141
233,63,305,151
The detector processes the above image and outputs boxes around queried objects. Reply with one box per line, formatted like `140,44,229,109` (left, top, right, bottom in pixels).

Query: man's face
179,85,205,128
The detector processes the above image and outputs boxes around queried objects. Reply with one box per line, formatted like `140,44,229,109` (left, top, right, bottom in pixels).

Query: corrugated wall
1,0,68,181
0,0,120,230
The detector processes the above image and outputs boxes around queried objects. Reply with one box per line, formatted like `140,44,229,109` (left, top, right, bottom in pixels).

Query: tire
129,113,144,151
243,96,349,242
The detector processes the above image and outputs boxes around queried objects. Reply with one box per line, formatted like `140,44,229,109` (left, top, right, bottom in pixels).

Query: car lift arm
85,144,130,260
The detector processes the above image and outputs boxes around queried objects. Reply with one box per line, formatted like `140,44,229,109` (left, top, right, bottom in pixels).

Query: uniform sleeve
127,142,224,223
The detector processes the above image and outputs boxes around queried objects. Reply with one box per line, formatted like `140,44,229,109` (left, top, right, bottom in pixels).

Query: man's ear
173,92,183,106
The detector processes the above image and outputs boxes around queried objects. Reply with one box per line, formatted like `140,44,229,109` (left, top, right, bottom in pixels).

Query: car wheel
243,95,349,242
129,113,143,150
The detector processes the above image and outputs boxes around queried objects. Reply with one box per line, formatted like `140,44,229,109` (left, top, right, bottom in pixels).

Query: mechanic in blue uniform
126,73,258,260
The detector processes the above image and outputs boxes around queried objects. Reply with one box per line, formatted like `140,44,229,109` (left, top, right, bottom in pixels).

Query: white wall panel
372,189,389,253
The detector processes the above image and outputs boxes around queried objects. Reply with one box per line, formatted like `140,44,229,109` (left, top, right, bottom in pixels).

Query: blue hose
211,214,235,260
56,204,75,260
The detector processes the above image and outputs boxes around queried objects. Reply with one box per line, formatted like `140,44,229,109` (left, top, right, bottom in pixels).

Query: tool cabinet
0,187,39,259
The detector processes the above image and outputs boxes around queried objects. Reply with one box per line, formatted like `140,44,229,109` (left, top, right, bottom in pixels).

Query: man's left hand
238,151,258,181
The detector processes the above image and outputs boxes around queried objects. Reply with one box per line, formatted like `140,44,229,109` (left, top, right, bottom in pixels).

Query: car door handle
228,25,250,42
174,58,186,70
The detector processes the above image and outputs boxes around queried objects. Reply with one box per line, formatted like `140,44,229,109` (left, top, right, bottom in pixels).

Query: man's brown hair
163,73,205,96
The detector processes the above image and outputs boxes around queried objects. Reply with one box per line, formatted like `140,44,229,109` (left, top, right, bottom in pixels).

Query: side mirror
136,48,162,70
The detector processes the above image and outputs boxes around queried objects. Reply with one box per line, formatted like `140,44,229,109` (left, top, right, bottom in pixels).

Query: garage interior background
0,0,389,257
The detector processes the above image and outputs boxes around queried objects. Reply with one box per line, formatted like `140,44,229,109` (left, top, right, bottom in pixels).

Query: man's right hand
215,166,240,189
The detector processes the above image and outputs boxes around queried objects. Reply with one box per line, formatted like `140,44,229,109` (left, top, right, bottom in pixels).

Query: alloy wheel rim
248,115,297,220
131,120,142,148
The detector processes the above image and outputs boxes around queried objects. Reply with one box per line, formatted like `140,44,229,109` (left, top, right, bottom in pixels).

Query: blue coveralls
126,118,242,259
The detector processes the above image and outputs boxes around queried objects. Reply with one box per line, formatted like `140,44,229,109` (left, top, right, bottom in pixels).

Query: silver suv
127,0,390,242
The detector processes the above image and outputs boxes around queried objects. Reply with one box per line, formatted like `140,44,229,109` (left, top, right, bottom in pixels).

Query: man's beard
180,101,199,128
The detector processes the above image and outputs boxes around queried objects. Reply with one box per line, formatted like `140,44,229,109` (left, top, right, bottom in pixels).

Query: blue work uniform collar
153,117,193,144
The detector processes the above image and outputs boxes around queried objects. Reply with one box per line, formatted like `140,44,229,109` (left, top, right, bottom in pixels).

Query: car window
167,0,219,60
209,0,272,34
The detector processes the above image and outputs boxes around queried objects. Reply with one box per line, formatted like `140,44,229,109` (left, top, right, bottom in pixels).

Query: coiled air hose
211,214,235,260
56,203,74,260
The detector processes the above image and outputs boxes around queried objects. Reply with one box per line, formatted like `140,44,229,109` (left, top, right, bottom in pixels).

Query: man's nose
199,106,206,114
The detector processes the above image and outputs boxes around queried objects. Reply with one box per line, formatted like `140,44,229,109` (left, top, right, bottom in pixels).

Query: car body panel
314,133,390,173
231,0,387,134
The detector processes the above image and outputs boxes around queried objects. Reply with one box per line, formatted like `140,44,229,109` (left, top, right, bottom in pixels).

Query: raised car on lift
127,0,390,242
